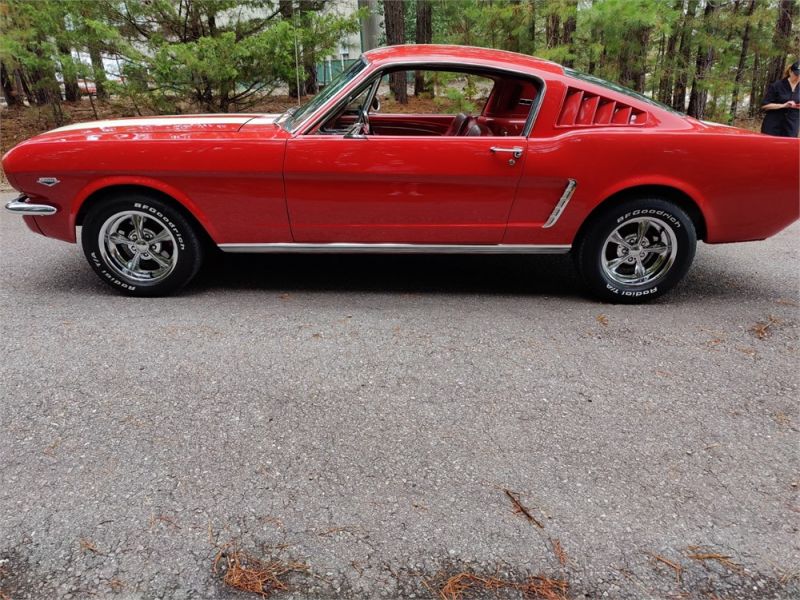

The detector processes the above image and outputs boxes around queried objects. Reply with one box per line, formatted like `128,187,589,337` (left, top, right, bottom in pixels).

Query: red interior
320,74,541,137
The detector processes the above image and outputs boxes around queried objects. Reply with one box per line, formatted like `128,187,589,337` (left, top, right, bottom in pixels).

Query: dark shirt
761,78,799,137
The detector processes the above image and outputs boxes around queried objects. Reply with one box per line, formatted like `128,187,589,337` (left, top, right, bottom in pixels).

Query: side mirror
344,108,370,139
371,96,380,112
344,121,366,139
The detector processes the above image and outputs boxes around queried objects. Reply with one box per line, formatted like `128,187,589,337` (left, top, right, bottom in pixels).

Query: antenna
293,13,301,106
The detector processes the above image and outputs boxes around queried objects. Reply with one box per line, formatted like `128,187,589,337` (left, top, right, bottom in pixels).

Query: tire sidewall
81,194,202,296
578,199,696,303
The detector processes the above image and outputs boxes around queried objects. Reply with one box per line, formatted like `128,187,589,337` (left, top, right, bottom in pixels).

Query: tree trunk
767,0,798,85
88,44,108,100
414,0,432,96
304,56,318,95
687,1,719,119
358,0,379,51
279,0,293,19
618,25,650,92
528,0,536,54
748,51,760,117
560,0,578,67
299,1,318,95
30,49,60,105
15,69,35,106
672,0,699,112
545,12,560,49
506,0,522,53
765,0,797,87
653,31,665,97
280,0,305,98
1,62,21,107
385,0,407,104
59,40,80,102
657,0,684,105
730,0,756,122
632,27,650,92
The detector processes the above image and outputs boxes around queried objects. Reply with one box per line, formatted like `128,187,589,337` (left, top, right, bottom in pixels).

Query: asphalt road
1,190,798,600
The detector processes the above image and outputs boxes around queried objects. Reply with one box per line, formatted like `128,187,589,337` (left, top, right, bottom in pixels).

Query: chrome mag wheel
601,216,678,287
97,210,179,283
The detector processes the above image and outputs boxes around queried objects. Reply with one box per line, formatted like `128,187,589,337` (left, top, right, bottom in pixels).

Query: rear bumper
5,194,58,216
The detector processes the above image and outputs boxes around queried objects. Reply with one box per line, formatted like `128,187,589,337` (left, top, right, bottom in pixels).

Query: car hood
1,113,287,188
30,113,283,140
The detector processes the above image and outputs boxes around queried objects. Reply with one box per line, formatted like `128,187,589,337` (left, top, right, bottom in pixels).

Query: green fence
316,58,360,86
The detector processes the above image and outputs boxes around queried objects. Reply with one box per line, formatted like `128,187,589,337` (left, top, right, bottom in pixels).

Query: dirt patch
0,551,31,600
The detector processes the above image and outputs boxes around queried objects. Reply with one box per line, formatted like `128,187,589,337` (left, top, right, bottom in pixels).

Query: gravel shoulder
1,194,798,599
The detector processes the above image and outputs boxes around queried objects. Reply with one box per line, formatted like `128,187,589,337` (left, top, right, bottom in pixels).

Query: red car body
3,45,799,296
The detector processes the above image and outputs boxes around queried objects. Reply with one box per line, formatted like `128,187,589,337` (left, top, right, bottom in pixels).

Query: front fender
72,176,221,243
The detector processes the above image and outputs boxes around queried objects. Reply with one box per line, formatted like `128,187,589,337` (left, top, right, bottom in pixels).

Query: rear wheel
81,193,204,296
575,198,696,303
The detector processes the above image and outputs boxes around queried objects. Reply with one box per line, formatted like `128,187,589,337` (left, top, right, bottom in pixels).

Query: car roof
362,45,565,76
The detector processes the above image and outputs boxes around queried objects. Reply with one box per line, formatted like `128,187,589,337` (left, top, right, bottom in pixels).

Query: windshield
564,68,681,115
280,58,368,131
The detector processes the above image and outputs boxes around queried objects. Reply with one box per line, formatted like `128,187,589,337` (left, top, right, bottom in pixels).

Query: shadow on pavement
17,244,791,303
191,252,586,297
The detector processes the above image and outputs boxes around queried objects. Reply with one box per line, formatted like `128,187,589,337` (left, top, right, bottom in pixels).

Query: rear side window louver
557,87,647,127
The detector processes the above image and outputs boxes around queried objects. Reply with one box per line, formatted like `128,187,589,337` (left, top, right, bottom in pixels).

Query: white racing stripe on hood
241,115,279,126
51,116,253,132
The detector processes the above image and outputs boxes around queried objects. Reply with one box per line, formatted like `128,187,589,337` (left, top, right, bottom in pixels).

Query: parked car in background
77,80,97,96
3,45,799,301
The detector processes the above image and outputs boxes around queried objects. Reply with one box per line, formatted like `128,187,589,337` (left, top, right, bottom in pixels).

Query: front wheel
81,193,204,296
574,198,697,303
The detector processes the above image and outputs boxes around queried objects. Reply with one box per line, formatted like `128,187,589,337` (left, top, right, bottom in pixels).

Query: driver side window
314,68,539,138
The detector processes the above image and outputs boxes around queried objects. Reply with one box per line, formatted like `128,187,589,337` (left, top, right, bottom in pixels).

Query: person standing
761,61,800,137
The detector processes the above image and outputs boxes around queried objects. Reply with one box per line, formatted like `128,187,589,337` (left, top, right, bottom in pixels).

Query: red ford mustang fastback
3,45,798,301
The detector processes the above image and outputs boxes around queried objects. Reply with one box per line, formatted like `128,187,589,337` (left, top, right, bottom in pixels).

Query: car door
283,134,526,244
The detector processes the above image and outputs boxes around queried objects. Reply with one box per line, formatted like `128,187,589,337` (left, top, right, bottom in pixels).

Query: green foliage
0,0,360,113
428,0,798,122
0,0,62,100
0,0,797,123
434,87,475,113
109,0,360,112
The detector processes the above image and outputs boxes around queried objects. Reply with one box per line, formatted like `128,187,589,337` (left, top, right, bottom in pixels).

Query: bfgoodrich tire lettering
575,198,697,303
81,193,204,296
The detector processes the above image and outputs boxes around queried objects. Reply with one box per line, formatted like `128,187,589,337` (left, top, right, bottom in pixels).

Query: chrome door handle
490,146,524,159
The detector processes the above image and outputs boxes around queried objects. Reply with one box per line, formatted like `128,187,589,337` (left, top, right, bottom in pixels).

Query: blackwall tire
81,193,204,296
575,198,696,303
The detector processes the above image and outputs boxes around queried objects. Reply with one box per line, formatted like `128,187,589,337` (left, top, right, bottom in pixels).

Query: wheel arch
73,179,218,246
574,184,707,247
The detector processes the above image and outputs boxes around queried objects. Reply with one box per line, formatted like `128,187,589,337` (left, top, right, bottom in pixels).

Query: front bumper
5,194,58,216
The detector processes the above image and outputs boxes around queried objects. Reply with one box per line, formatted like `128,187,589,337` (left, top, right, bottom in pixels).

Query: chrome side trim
542,179,577,229
219,243,571,254
5,194,58,216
